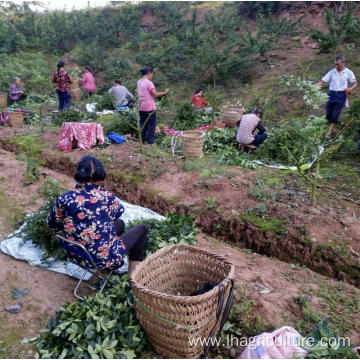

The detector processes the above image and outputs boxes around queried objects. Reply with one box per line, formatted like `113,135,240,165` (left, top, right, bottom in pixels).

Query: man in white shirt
316,56,357,139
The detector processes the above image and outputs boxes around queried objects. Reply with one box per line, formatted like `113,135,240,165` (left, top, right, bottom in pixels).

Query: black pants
114,219,147,261
139,111,156,144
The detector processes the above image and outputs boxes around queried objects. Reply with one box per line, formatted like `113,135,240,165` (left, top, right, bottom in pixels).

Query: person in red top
191,86,209,108
52,60,73,111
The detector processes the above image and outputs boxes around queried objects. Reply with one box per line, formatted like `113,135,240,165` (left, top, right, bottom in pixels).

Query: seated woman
191,87,212,113
9,77,26,102
46,155,147,275
236,108,267,148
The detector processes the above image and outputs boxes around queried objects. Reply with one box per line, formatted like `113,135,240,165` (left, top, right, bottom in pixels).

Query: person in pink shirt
136,67,169,144
81,66,96,97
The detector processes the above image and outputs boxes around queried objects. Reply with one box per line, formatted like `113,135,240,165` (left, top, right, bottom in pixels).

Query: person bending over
108,79,134,109
236,108,267,148
46,155,147,275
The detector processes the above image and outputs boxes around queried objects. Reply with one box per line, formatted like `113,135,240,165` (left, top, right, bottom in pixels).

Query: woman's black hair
252,107,263,118
140,67,154,76
57,60,65,69
57,60,65,78
74,156,106,183
85,66,93,74
114,79,122,85
195,86,204,94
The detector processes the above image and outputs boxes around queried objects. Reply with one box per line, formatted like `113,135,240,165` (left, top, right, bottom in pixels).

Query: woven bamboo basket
131,244,235,359
0,93,7,108
71,88,82,100
222,104,245,128
181,130,205,158
8,112,24,128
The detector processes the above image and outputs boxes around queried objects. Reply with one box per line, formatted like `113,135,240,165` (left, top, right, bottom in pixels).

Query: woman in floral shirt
52,60,73,111
46,156,147,275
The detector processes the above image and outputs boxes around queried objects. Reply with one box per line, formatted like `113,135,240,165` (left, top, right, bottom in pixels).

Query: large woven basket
181,130,205,158
0,93,7,108
9,112,24,127
131,245,235,358
222,105,245,128
71,87,82,100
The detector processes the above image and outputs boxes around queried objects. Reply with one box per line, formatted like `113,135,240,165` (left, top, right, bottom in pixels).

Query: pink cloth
0,111,10,125
59,122,104,152
137,78,156,111
81,72,96,93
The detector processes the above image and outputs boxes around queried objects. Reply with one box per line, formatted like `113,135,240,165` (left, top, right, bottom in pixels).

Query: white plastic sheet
86,103,117,115
253,146,324,171
0,198,165,280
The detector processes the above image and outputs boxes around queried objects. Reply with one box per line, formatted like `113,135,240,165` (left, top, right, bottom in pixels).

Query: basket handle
202,278,235,358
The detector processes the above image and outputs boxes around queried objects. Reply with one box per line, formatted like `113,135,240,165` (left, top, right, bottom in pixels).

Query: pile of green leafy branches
214,147,258,169
102,111,138,137
126,213,198,254
254,119,324,165
203,128,237,153
29,274,149,359
23,179,67,260
52,109,85,126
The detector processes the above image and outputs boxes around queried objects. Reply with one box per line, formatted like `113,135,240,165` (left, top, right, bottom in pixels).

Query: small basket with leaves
181,130,206,158
131,244,235,359
9,111,24,127
222,104,244,128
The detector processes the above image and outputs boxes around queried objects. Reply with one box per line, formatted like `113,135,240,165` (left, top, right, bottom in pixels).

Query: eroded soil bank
1,130,359,288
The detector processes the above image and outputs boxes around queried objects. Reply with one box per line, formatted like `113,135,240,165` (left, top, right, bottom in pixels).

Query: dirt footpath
0,149,77,358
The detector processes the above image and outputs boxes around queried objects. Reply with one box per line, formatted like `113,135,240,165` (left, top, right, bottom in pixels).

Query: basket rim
130,244,235,303
181,130,205,139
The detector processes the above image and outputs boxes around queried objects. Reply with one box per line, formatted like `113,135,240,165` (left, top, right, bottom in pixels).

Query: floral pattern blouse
46,183,126,269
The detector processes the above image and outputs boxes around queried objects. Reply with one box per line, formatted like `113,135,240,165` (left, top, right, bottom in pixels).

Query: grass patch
241,212,286,235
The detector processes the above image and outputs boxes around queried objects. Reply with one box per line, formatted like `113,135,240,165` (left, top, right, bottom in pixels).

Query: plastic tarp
0,198,165,280
253,146,324,171
86,103,116,115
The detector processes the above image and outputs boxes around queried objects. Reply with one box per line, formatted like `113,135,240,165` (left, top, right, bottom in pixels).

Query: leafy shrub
280,75,328,110
52,109,84,126
31,274,148,359
95,93,116,111
23,179,67,260
170,103,212,130
102,112,138,137
0,52,53,93
308,7,359,53
204,128,237,153
170,103,197,130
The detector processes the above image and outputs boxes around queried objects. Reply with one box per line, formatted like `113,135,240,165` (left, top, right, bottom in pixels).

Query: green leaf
103,349,114,359
59,348,67,359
